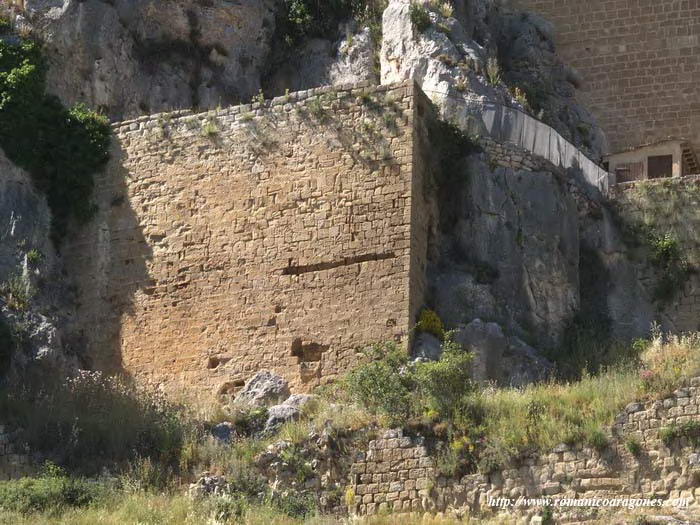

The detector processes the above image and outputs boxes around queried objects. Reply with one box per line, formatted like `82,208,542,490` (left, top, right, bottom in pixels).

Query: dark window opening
648,155,673,179
615,161,643,183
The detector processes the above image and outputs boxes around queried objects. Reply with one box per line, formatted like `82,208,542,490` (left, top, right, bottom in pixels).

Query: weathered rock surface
281,394,315,411
188,473,228,498
264,394,315,433
502,335,553,388
14,0,278,120
381,0,605,158
453,319,506,383
264,24,378,96
235,370,291,408
451,319,552,386
0,148,74,375
432,156,579,348
265,404,300,434
412,332,443,361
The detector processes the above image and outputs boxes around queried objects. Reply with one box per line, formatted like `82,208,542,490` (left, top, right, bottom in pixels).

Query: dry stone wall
348,380,700,521
63,81,434,401
510,0,700,156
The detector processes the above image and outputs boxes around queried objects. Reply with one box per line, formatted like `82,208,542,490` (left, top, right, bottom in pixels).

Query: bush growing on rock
345,342,415,423
0,40,110,243
409,3,431,33
416,308,445,340
345,338,475,427
279,0,388,46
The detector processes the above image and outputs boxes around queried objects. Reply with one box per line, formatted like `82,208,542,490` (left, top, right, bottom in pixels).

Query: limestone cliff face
14,0,279,120
13,0,381,120
380,0,606,159
12,0,605,160
430,156,580,347
0,149,76,376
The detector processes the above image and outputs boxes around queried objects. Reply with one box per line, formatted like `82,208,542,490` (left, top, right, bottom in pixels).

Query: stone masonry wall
611,175,700,333
510,0,700,156
480,137,558,173
348,380,700,521
63,81,432,402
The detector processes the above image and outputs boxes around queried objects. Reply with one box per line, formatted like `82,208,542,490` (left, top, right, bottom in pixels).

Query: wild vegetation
279,0,389,47
0,39,110,243
0,331,698,523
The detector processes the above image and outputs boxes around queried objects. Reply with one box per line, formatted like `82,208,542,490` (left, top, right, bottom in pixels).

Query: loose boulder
234,370,290,407
454,319,507,383
264,394,316,434
454,319,552,387
413,332,443,361
211,422,235,444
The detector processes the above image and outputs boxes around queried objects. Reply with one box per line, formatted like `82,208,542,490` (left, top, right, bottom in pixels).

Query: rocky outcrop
431,155,579,348
13,0,279,120
264,394,315,434
263,24,378,96
235,371,291,408
10,0,379,120
453,319,553,387
380,0,605,159
0,149,74,376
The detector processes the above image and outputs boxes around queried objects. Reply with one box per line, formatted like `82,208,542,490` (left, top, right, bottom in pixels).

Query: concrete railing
422,88,615,195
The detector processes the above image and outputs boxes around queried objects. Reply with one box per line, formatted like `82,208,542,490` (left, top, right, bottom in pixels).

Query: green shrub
0,40,110,243
648,233,690,304
26,249,42,266
409,3,431,32
227,406,269,436
278,445,314,484
201,119,218,137
658,421,700,448
345,342,414,423
345,336,477,432
0,463,107,515
0,17,11,34
432,0,454,18
415,335,473,419
660,425,679,447
416,309,445,340
586,429,608,451
626,436,642,457
270,490,316,519
279,0,387,46
0,274,33,311
485,57,502,85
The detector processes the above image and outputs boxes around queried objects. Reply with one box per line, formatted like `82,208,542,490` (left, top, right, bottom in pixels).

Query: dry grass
472,332,700,457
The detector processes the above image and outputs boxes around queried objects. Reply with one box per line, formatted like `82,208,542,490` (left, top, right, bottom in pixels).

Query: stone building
511,0,700,172
606,140,700,183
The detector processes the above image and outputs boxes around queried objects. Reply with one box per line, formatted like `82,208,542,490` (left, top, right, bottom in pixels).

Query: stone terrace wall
611,175,700,333
63,81,432,401
510,0,700,156
349,380,700,521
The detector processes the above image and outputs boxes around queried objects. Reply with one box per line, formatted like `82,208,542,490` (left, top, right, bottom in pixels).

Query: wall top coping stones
110,80,415,136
